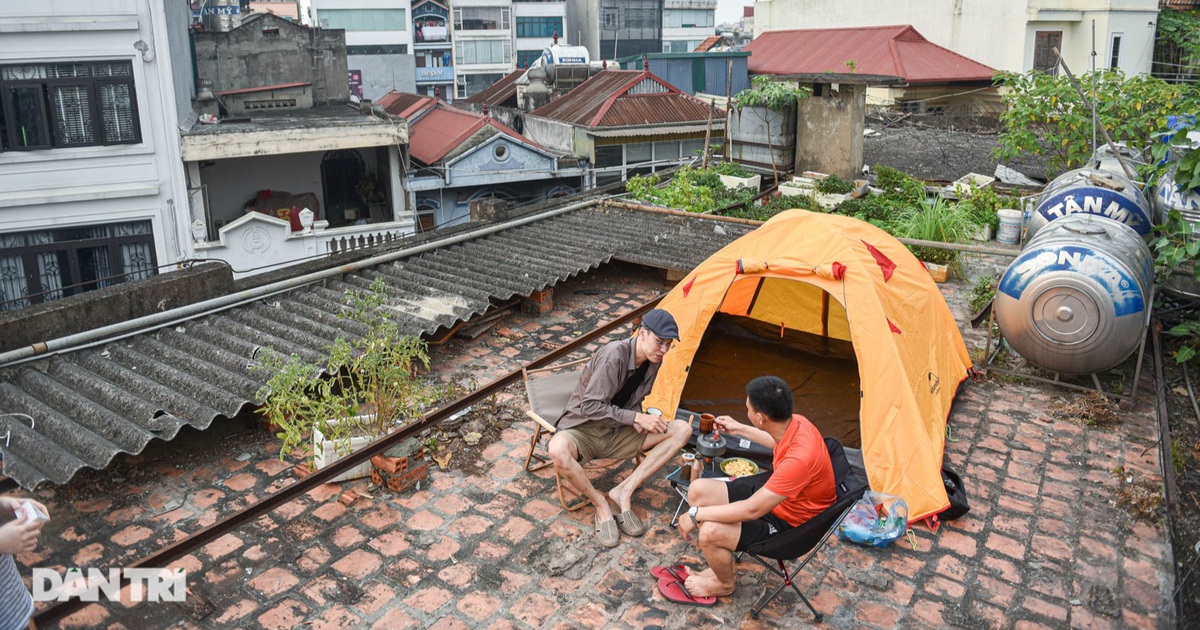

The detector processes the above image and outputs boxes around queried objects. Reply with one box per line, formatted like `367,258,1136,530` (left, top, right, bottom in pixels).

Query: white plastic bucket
997,209,1023,244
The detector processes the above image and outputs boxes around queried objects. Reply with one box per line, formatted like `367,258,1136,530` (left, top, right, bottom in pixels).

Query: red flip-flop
657,576,717,607
650,564,689,581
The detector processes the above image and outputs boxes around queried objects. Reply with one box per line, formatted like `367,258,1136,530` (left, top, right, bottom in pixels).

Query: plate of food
720,457,760,478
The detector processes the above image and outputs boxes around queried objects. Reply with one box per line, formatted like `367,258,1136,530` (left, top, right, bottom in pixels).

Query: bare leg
548,432,614,522
684,521,739,597
609,420,692,512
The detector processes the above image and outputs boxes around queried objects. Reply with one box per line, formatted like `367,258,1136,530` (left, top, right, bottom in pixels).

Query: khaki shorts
559,422,645,464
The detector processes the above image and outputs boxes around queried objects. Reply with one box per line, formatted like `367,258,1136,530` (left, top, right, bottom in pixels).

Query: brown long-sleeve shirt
555,337,660,431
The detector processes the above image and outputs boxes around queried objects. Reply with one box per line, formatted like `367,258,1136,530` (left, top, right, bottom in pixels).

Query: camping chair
739,437,869,621
522,356,592,511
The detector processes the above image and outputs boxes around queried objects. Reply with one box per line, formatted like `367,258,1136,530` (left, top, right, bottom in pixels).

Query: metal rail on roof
31,297,662,626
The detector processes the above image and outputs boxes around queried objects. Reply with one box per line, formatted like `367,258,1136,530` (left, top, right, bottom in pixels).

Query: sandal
650,564,689,581
615,510,645,537
657,577,716,607
595,515,620,548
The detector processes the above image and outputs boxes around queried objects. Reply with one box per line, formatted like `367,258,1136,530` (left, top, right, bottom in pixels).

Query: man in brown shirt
549,309,693,547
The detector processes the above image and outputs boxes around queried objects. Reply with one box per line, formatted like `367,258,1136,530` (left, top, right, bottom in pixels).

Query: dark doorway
321,150,366,226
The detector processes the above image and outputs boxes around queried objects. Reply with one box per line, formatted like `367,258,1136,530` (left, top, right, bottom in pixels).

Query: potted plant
890,197,976,282
255,277,438,481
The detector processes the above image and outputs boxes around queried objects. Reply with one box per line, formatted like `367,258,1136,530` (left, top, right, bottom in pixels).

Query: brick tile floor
15,258,1174,628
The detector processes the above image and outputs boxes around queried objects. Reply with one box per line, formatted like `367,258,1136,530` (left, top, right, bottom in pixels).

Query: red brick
855,601,902,627
111,525,153,547
312,501,347,522
203,533,243,560
256,457,291,476
427,616,473,630
496,515,535,543
368,529,411,556
510,592,559,627
438,562,477,587
522,499,561,521
359,505,402,531
909,599,946,627
257,598,309,630
447,514,493,537
57,604,110,629
72,542,105,566
296,545,332,574
404,585,453,614
338,489,362,506
456,590,502,621
355,581,397,616
939,529,978,558
310,604,361,629
191,488,225,509
212,599,259,625
331,524,366,548
1022,595,1068,622
248,567,300,598
370,608,419,629
984,532,1025,560
1031,534,1073,562
565,600,611,629
433,494,471,516
332,548,382,580
222,472,258,492
424,536,462,562
407,509,444,531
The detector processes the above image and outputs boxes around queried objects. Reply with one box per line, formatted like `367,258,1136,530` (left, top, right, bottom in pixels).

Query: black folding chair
740,437,869,621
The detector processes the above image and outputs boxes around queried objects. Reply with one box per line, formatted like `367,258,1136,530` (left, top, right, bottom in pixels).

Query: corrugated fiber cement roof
0,205,751,489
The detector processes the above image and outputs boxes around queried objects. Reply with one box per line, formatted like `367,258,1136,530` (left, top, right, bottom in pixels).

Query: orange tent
644,209,972,521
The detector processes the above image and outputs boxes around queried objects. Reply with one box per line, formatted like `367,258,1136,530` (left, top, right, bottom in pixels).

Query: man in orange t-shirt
676,375,836,599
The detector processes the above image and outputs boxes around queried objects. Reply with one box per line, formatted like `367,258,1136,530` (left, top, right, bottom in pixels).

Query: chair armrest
526,410,558,434
524,355,591,378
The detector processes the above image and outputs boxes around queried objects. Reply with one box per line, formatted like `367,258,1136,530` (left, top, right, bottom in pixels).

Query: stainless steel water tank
1027,168,1152,241
996,214,1152,375
1154,171,1200,300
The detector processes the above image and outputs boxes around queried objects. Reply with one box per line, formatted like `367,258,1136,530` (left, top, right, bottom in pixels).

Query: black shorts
725,472,794,551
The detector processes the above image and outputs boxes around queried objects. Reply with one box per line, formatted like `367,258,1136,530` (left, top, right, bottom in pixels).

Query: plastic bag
836,491,908,548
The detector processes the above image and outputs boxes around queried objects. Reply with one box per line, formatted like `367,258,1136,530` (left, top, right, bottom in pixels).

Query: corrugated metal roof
746,25,996,84
408,104,534,165
529,70,719,129
0,205,751,489
378,92,438,119
465,69,525,106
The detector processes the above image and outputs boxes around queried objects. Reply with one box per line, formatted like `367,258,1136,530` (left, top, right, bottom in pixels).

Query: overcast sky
716,0,749,27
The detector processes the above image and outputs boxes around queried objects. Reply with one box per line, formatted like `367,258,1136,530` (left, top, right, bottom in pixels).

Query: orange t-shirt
764,414,837,526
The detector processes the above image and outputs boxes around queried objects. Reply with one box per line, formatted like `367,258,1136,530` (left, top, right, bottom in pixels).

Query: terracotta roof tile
529,70,717,129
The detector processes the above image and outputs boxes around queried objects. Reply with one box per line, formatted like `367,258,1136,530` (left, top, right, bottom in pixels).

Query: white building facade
453,0,515,99
752,0,1159,76
312,0,416,100
0,0,193,312
662,0,716,53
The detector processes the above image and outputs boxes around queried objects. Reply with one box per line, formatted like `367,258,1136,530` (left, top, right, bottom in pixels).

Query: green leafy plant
710,161,752,178
625,165,758,214
873,165,927,205
890,197,975,267
954,182,1016,233
994,68,1200,177
255,277,439,464
725,194,818,221
968,275,997,315
732,75,812,111
816,174,854,195
1155,10,1200,82
1149,115,1200,192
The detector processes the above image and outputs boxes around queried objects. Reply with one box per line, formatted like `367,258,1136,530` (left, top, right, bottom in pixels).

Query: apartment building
453,0,514,98
312,0,416,99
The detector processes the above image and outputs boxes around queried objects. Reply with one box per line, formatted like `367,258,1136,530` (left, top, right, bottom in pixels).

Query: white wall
312,0,415,96
0,0,191,265
753,0,1158,75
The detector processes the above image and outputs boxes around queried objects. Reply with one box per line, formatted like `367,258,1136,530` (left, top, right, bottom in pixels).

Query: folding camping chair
739,437,868,621
522,356,592,511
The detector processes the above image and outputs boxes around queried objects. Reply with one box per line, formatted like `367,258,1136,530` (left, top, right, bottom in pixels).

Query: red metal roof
694,36,722,52
217,82,310,96
746,25,995,84
465,69,525,106
377,92,438,119
529,70,717,129
408,103,535,165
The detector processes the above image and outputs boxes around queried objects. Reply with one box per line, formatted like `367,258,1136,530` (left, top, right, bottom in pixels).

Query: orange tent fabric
644,209,973,521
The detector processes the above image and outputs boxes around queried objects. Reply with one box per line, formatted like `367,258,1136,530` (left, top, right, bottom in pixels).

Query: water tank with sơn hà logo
995,214,1152,375
1027,167,1152,242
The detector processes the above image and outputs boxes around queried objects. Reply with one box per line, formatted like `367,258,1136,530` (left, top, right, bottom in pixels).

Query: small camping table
665,458,771,528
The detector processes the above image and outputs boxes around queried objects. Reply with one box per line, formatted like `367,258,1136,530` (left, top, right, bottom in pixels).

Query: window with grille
0,220,157,312
453,7,510,30
1,61,141,151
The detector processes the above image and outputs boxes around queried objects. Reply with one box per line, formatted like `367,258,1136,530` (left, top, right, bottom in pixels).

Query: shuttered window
1033,32,1062,75
0,60,141,151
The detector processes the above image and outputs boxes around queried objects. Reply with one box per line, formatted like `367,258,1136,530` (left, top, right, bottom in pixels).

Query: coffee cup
699,413,715,434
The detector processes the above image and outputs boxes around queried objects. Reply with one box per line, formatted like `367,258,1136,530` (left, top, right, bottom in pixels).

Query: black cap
641,309,679,340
